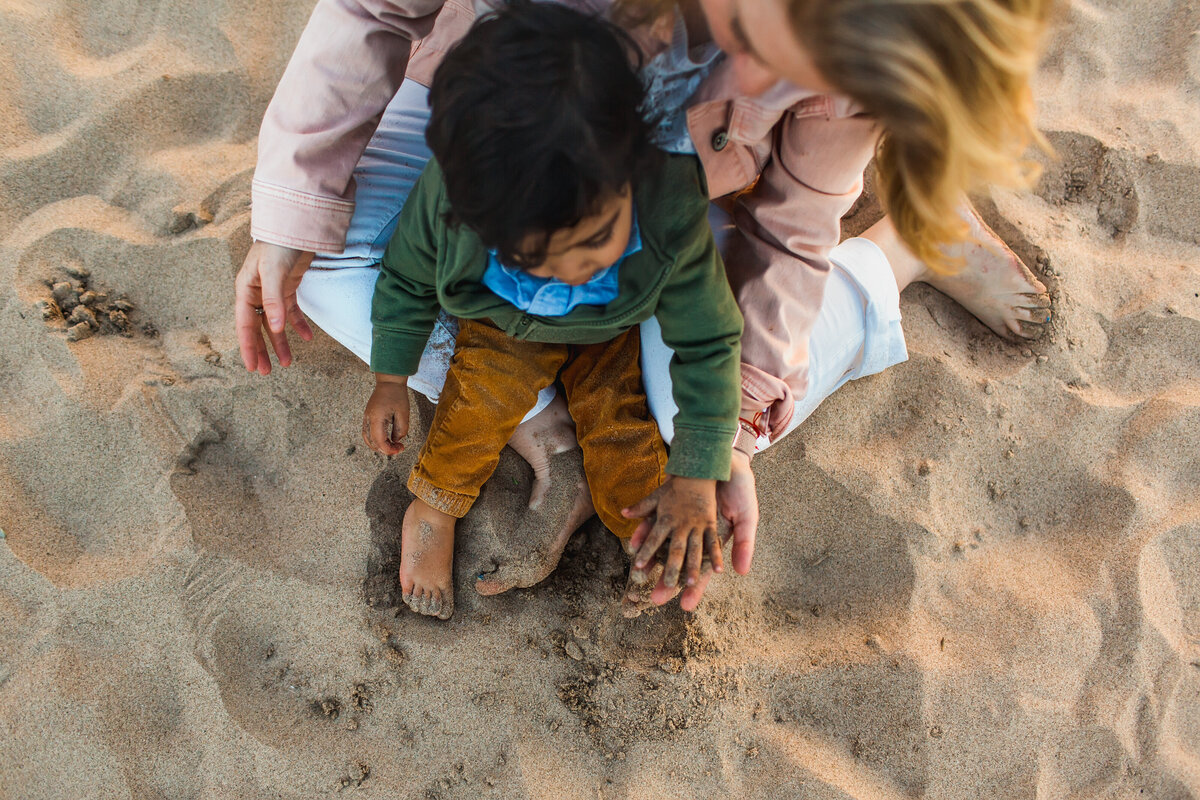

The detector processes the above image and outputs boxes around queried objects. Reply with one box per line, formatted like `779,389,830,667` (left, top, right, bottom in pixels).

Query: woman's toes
1019,306,1052,325
1012,306,1047,323
1020,294,1052,317
1013,319,1047,338
1022,291,1052,307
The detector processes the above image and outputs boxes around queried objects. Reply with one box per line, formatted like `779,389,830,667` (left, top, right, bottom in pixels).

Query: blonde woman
235,0,1054,612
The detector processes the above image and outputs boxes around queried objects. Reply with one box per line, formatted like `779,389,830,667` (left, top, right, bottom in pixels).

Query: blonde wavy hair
616,0,1053,272
794,0,1053,271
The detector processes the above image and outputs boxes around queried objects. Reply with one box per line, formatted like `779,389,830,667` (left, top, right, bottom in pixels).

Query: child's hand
363,374,410,456
622,476,723,589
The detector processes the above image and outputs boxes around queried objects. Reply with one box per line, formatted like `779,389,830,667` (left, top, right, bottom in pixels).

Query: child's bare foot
473,396,595,596
868,208,1052,340
506,393,579,510
474,448,594,596
400,499,456,620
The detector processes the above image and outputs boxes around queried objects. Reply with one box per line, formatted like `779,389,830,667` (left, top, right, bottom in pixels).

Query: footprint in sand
181,552,384,759
173,434,404,759
1037,130,1140,237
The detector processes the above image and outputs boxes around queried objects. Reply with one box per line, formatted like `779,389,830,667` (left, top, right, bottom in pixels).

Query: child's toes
415,587,434,615
409,586,450,619
403,588,420,613
436,590,454,620
415,588,433,616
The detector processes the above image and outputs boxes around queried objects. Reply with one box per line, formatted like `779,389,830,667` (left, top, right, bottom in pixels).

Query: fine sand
1,1,1198,798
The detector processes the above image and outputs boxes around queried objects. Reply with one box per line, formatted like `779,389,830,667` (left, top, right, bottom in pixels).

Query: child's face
516,186,635,286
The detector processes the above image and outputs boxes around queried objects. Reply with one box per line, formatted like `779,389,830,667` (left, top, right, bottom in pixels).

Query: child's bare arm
363,373,410,456
622,476,725,589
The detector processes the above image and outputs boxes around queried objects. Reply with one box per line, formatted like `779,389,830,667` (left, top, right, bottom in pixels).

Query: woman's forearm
251,0,446,252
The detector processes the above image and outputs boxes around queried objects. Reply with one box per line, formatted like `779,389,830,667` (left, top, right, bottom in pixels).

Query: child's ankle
411,496,458,527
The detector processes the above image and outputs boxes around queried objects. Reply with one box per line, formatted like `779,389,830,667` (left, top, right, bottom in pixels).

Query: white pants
298,79,908,451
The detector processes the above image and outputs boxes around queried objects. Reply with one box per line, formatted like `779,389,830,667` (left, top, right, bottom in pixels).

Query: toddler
363,1,742,619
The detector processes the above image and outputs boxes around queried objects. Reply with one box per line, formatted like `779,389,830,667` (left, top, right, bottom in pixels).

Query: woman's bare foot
400,498,456,620
865,207,1052,339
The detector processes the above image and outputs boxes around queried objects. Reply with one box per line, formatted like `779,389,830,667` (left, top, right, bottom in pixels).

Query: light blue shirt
482,209,642,317
641,11,723,154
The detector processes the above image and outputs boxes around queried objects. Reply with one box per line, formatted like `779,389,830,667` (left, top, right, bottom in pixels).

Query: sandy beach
1,0,1198,797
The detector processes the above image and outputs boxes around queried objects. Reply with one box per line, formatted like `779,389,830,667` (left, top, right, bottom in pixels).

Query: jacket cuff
250,179,355,253
369,329,427,377
666,426,735,481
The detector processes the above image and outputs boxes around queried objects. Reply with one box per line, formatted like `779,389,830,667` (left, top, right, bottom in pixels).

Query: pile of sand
1,0,1197,797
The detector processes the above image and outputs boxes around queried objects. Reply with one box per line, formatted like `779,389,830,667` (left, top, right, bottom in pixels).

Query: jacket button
711,129,729,151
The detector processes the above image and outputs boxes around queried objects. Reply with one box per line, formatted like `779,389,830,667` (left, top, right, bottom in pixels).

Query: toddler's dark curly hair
426,0,660,268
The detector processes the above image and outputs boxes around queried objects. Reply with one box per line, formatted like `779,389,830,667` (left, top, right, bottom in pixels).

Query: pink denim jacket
251,0,880,441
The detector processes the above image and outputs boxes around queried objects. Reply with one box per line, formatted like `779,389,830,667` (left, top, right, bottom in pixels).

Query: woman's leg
637,206,906,611
640,205,908,450
637,204,1048,611
642,203,1048,451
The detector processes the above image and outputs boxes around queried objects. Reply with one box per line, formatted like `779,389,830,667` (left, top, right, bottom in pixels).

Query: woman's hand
363,375,410,456
235,241,316,374
623,476,724,591
718,449,759,576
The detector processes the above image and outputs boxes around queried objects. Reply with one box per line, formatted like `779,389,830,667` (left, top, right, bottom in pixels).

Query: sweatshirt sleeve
722,103,879,439
654,162,744,481
369,163,445,375
250,0,450,252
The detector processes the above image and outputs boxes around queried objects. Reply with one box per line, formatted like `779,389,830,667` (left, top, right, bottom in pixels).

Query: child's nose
557,260,598,285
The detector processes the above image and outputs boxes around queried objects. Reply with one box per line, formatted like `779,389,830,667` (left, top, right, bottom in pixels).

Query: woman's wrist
374,372,409,386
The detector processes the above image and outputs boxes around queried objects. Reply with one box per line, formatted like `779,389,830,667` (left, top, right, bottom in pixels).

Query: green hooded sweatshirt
370,154,743,480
